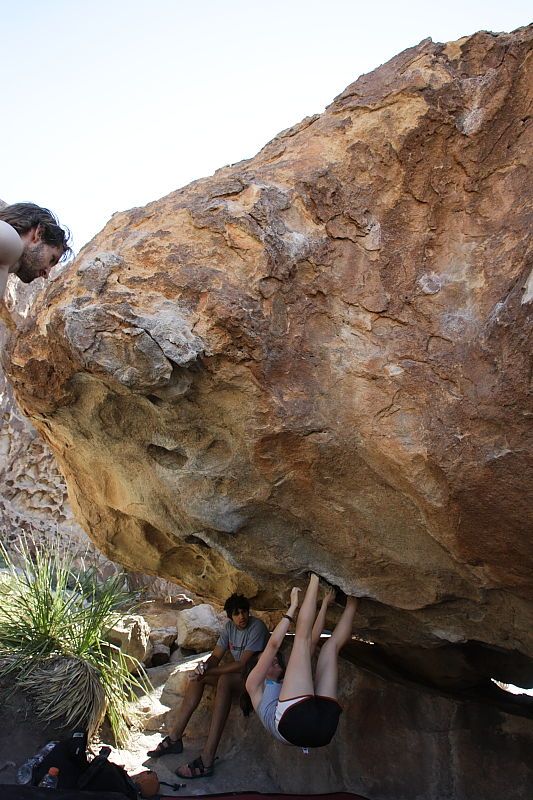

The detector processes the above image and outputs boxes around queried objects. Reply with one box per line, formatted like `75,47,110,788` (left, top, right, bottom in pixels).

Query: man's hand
0,221,23,301
188,661,207,681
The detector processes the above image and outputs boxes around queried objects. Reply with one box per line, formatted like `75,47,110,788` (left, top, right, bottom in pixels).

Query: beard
16,243,47,283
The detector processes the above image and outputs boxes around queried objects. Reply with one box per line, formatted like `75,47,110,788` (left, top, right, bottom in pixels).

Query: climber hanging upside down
244,573,358,748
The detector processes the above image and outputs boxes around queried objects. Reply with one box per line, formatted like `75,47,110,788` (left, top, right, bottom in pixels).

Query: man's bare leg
175,673,241,776
167,673,219,740
199,673,240,768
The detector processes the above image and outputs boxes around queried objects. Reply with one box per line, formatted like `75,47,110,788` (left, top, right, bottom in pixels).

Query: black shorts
277,695,342,748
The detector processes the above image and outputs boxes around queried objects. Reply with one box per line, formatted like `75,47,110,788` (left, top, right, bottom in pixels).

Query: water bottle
17,741,59,785
38,766,59,788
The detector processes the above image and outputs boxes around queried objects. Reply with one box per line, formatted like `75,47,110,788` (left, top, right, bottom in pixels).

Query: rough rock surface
107,614,153,666
176,603,225,652
2,27,533,700
0,355,184,595
0,276,98,564
149,627,178,648
0,194,181,595
150,642,171,665
129,651,533,800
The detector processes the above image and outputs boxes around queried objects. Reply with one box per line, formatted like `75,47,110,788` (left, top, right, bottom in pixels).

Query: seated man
148,593,269,778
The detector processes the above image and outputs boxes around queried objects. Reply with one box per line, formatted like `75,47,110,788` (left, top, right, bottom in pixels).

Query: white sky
2,1,531,252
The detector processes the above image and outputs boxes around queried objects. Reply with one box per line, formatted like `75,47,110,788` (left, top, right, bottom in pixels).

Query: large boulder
176,603,225,651
2,26,533,700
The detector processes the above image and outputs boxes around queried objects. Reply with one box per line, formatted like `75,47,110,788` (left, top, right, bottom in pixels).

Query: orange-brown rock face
4,29,533,685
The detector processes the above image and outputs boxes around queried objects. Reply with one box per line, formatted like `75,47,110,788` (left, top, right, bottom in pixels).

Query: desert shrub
0,536,151,745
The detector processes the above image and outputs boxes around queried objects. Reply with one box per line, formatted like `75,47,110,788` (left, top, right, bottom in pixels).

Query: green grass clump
0,537,151,745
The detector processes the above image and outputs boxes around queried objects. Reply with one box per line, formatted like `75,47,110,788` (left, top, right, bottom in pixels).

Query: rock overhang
3,26,533,701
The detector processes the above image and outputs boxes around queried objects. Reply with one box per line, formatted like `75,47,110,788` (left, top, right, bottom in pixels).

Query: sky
2,0,531,252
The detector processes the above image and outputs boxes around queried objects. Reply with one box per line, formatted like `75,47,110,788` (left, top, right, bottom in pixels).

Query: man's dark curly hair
223,593,250,618
0,202,72,261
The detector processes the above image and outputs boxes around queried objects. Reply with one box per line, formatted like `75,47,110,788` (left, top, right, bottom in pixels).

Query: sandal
175,755,215,779
147,735,183,757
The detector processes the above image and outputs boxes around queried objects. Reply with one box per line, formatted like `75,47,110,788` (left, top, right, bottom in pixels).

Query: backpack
27,732,143,797
76,749,139,798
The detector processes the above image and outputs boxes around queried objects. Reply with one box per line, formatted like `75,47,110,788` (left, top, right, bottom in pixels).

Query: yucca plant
0,536,151,745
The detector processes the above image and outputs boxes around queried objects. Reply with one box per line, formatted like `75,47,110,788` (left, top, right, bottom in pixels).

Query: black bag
33,731,89,789
77,749,138,798
30,732,138,798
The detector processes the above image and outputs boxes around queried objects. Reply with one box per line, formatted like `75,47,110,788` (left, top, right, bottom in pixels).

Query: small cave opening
185,534,211,549
148,443,187,470
146,394,165,407
492,679,533,697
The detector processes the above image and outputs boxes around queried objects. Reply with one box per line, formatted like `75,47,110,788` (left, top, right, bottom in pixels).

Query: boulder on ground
176,604,225,652
107,614,153,666
148,626,178,648
150,643,171,666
